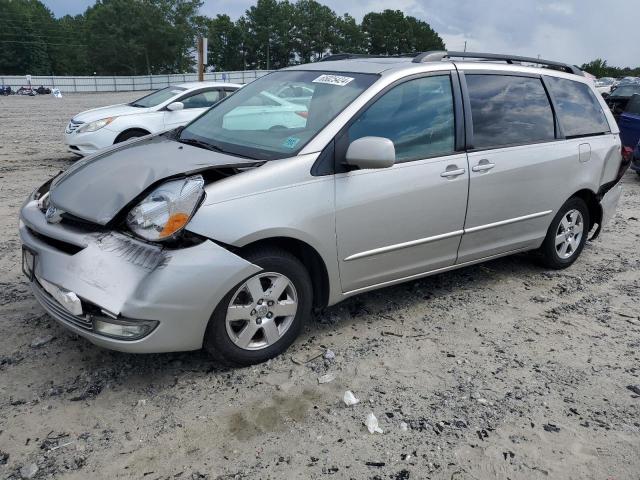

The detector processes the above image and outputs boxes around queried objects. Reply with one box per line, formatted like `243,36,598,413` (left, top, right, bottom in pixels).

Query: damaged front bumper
19,197,260,353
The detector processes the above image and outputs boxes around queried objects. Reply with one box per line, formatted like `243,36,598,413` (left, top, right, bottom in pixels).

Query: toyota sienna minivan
19,51,627,365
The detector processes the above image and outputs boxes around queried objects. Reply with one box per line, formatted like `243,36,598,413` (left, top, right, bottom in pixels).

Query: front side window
466,74,555,149
347,75,455,163
130,86,186,108
181,90,222,109
180,71,378,160
545,76,610,137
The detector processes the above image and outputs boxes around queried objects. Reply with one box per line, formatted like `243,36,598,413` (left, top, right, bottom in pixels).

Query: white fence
0,70,274,93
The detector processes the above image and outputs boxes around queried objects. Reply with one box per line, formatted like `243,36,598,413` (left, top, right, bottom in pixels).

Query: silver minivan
19,52,626,365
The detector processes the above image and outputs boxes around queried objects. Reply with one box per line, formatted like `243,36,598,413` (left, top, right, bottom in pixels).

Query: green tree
243,0,294,69
291,0,337,63
84,0,202,75
333,13,367,54
0,0,56,75
362,9,444,55
207,14,244,71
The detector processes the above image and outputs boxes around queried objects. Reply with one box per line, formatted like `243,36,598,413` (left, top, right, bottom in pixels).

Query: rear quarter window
545,76,610,137
466,74,555,149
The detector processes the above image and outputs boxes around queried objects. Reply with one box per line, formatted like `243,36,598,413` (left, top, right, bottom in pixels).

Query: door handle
440,168,466,178
472,161,495,172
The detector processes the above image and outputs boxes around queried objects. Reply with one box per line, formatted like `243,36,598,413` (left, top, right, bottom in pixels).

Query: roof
285,51,584,78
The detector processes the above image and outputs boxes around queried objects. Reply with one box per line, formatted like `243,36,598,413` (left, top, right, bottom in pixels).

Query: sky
44,0,635,67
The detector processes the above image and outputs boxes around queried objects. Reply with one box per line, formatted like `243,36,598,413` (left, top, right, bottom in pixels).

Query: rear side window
348,75,455,162
181,90,222,109
466,74,555,149
625,94,640,115
545,77,610,137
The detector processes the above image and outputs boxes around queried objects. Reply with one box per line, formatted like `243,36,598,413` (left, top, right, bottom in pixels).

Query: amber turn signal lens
160,212,190,237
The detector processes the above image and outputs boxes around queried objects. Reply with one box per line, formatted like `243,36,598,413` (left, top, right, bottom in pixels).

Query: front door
164,88,223,128
335,74,469,293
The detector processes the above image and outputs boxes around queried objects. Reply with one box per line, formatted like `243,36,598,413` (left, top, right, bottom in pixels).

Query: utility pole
464,41,467,52
197,37,207,81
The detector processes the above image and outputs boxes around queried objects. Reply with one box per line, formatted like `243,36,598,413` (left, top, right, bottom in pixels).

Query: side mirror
167,101,184,111
345,136,395,170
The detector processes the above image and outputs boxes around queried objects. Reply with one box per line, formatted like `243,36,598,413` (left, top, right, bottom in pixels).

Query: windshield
130,86,187,108
179,70,378,160
611,85,640,98
596,78,614,86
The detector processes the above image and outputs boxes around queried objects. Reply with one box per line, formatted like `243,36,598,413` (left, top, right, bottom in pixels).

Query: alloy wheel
225,272,298,350
555,209,584,259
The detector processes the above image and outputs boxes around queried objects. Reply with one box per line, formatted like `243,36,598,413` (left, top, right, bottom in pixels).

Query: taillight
295,111,308,119
622,146,633,161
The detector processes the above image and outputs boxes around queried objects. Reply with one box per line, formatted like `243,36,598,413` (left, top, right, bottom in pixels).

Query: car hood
49,135,259,225
72,103,151,123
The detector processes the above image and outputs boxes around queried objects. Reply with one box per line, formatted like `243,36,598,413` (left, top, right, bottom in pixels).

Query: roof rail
319,53,414,62
413,50,583,76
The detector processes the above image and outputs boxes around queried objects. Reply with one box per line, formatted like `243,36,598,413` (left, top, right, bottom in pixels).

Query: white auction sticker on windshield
312,74,355,87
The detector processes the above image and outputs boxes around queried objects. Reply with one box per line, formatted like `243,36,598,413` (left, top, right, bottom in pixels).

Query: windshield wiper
130,102,145,108
177,137,257,159
177,137,224,152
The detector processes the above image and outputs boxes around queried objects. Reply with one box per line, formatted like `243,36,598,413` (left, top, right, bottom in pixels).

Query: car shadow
35,250,549,397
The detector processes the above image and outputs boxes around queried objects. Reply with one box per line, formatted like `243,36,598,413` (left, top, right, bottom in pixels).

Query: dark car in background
607,83,640,119
618,94,640,148
632,139,640,176
0,85,11,95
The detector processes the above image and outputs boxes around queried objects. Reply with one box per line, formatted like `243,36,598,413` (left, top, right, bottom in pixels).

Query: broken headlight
76,117,115,133
126,175,204,242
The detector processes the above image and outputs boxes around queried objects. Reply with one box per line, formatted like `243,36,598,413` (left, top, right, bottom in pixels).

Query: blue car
632,138,640,175
619,94,640,149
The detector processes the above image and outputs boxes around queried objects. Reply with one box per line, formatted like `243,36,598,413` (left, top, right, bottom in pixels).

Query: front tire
539,197,590,269
203,247,312,366
114,129,148,144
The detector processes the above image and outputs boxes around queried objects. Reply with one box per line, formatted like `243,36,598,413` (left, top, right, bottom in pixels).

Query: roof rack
319,53,414,62
412,50,583,76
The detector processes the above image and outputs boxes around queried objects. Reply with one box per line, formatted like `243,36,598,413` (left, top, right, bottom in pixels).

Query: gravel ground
0,92,639,480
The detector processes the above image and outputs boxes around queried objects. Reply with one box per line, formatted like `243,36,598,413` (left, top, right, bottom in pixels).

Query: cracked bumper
600,183,622,229
19,199,260,353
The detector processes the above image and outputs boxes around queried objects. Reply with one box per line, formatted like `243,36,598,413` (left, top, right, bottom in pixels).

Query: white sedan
65,81,241,156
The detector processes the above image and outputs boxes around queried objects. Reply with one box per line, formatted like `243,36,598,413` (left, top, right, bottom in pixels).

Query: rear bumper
19,198,260,353
600,183,622,228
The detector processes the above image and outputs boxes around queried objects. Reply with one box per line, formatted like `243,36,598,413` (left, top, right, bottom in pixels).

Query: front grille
32,280,93,331
27,227,84,255
65,119,84,134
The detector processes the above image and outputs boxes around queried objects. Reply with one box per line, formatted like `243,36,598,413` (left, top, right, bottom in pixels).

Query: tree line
0,0,445,76
580,58,640,79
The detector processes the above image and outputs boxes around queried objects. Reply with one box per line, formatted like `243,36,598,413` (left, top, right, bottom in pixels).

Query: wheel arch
570,188,602,237
237,236,330,311
114,128,151,144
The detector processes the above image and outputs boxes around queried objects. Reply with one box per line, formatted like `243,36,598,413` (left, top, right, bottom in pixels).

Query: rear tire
539,197,590,269
203,247,312,366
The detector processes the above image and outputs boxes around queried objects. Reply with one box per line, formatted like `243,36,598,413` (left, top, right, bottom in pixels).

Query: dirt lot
0,92,639,480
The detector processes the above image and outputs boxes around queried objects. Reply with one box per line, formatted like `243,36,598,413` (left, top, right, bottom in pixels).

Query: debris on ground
543,423,561,433
317,373,336,384
291,347,324,365
19,463,38,479
323,349,336,360
626,385,640,396
365,412,384,434
30,335,54,348
343,390,360,406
